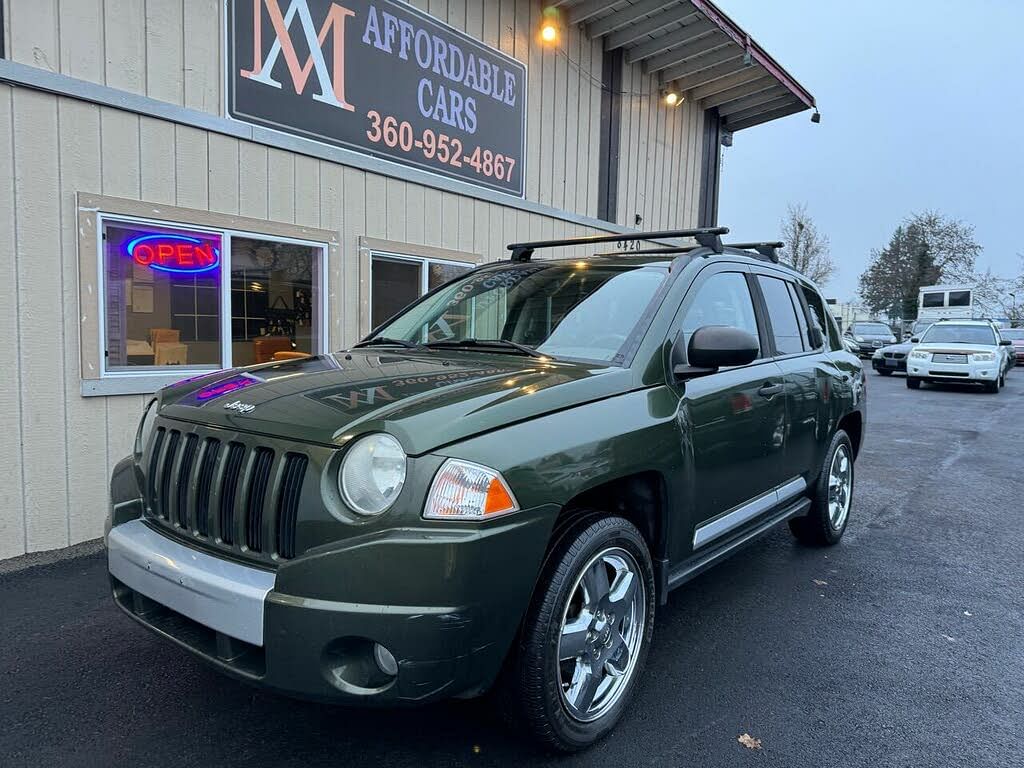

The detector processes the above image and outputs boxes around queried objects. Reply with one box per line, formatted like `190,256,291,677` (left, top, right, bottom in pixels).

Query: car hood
877,343,913,354
912,343,997,356
155,350,633,455
852,333,895,341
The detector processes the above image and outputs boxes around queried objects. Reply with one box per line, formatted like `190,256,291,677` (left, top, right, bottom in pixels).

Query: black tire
789,430,854,546
876,368,893,376
906,377,921,389
505,515,656,752
984,379,999,394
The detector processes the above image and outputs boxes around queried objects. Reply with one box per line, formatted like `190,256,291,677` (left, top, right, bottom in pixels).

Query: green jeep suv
106,227,866,751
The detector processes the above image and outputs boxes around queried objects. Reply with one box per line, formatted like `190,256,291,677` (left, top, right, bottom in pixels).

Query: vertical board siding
3,0,700,224
0,84,27,559
0,1,711,558
13,88,68,551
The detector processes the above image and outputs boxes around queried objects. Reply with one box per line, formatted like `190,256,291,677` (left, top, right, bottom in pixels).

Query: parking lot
2,371,1022,768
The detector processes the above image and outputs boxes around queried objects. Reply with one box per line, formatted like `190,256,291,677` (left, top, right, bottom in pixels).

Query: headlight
910,350,931,360
972,352,996,362
134,398,158,458
423,459,519,521
888,337,897,343
339,434,407,516
872,350,883,359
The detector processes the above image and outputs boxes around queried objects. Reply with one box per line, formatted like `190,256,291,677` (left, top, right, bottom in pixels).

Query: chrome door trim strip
692,476,807,550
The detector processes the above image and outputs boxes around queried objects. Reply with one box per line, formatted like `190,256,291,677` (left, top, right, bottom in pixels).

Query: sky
717,0,1024,301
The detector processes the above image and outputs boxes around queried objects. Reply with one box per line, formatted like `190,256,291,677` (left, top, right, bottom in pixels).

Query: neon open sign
127,234,221,275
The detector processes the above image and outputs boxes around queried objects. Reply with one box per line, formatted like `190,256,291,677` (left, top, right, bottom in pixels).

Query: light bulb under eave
664,91,683,108
540,23,559,43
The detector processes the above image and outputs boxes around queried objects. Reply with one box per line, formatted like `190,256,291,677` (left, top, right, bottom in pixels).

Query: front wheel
984,379,999,394
906,377,922,389
507,515,655,752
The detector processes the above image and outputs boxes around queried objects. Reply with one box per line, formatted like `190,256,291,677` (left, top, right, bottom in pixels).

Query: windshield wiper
353,336,426,350
425,338,547,358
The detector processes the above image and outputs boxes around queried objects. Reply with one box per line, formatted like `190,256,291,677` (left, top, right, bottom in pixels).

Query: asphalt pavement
2,371,1022,767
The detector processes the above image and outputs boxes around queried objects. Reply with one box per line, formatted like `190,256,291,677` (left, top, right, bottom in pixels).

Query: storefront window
101,216,326,375
370,253,472,330
103,221,223,370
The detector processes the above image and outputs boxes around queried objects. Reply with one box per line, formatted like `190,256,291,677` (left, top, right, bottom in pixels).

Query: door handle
757,382,783,398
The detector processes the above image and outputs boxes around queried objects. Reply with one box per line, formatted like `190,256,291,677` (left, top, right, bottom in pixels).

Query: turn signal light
423,459,520,520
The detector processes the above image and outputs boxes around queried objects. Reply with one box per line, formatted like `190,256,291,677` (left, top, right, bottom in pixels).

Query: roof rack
507,227,729,262
590,240,787,264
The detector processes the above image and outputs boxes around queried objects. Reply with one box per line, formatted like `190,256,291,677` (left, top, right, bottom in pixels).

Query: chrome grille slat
146,427,167,517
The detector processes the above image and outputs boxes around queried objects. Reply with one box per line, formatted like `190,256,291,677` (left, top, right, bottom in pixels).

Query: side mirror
910,337,920,343
1000,339,1012,346
672,326,759,379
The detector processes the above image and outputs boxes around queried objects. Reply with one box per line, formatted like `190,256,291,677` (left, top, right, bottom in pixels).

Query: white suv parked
906,319,1010,393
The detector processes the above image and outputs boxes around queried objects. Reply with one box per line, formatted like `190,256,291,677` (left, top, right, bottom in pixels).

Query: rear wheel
506,515,655,752
789,430,854,546
906,377,922,389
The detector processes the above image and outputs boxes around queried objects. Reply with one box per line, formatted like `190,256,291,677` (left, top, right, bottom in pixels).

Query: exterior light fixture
811,110,821,123
662,88,684,108
540,7,561,45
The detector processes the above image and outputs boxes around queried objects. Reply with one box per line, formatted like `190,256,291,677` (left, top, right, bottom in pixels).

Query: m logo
240,0,356,112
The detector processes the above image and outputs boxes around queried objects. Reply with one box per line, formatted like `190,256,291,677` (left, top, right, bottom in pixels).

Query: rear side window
922,292,944,308
799,283,834,350
757,276,805,355
680,272,760,358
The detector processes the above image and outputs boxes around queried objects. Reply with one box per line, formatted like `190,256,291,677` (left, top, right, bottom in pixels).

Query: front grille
883,352,906,360
934,353,968,364
141,421,314,563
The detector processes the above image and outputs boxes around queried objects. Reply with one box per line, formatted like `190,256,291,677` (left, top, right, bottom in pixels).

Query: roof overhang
553,0,816,131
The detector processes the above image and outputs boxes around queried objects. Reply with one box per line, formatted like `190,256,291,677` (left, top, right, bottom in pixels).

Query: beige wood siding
2,0,703,223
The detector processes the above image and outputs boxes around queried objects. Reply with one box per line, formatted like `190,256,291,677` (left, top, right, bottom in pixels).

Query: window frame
358,237,481,338
752,273,809,359
95,211,330,380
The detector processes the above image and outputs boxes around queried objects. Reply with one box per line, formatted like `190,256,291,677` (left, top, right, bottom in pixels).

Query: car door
751,271,841,492
666,265,789,555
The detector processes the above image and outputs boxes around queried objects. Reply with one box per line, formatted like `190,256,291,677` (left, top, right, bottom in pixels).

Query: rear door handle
757,382,783,398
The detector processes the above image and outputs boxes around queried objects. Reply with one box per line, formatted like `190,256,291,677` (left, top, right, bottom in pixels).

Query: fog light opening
321,637,398,695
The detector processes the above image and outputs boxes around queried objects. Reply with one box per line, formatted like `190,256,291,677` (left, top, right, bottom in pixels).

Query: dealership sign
227,0,527,196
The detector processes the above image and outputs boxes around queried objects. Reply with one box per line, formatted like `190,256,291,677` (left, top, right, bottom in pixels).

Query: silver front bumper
107,520,276,646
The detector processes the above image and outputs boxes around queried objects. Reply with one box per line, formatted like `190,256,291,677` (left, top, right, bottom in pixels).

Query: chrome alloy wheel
828,444,853,530
557,547,645,723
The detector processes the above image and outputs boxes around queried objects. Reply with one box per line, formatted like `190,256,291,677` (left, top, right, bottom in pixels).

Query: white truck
917,284,975,322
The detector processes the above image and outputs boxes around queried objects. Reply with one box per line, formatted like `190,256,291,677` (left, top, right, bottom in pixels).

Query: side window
798,283,833,350
680,272,761,358
757,276,805,356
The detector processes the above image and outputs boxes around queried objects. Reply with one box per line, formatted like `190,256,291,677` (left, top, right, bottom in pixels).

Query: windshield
852,323,892,335
1001,329,1024,341
373,261,668,363
912,321,933,335
920,324,997,345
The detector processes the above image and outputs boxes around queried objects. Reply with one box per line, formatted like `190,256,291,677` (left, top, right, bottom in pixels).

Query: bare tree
973,255,1024,326
904,210,980,282
781,203,835,286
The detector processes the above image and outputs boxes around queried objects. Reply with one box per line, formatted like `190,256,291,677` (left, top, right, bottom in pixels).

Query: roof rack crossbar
728,241,784,263
507,227,729,262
